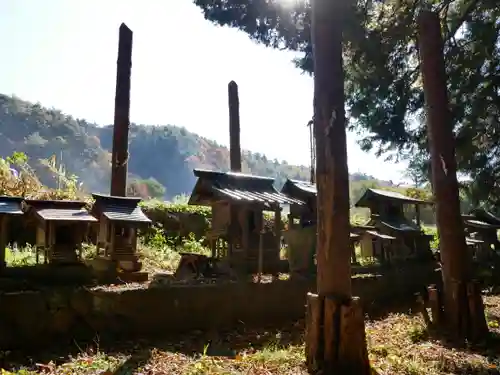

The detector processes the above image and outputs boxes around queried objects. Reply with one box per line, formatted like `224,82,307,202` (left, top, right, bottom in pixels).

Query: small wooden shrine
462,208,500,259
91,193,151,272
280,179,375,269
354,188,434,261
281,179,317,227
189,169,303,275
23,200,97,264
0,196,24,268
351,224,396,264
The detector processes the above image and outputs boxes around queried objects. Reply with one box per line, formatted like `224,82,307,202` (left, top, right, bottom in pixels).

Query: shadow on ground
7,298,499,375
0,299,417,374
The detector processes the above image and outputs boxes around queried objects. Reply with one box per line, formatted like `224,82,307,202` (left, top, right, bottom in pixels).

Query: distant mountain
0,94,396,200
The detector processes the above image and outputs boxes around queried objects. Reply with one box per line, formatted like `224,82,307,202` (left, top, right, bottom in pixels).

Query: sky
0,0,407,182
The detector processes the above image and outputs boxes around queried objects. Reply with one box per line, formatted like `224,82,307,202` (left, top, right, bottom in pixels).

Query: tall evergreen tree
193,0,500,206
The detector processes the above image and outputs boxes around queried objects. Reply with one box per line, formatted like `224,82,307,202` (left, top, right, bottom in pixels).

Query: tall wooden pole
312,0,351,298
227,81,243,272
110,23,133,197
417,10,487,340
305,0,370,373
228,81,242,172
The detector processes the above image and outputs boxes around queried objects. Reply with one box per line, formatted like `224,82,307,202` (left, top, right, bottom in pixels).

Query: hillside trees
192,0,500,208
0,93,450,208
0,94,312,197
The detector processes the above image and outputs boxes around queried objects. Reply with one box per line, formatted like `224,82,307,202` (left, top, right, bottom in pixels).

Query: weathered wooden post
227,80,243,270
417,10,487,340
304,0,371,373
110,23,133,197
228,81,242,172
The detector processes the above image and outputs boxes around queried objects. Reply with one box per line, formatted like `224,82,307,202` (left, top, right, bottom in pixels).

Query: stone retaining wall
0,264,439,349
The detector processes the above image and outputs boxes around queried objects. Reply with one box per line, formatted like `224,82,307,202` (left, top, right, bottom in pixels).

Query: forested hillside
0,93,396,201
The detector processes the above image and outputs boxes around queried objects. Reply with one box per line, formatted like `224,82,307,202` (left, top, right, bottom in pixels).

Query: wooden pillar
258,211,264,282
228,81,242,172
274,205,281,262
228,81,242,268
350,239,358,264
241,208,250,260
418,10,487,340
110,23,133,197
415,204,421,227
0,216,6,268
307,119,316,184
45,222,52,264
305,0,370,372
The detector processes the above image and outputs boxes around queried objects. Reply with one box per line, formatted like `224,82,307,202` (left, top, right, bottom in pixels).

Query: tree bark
305,0,370,372
417,10,487,340
312,0,351,298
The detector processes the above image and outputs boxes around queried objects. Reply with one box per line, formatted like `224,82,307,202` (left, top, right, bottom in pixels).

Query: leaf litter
1,296,500,374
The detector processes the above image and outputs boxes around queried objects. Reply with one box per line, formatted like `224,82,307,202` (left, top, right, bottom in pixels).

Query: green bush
422,226,439,252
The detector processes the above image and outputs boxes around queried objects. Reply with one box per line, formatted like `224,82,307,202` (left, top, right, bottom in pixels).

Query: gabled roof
188,169,305,207
92,194,151,224
281,179,317,199
355,188,431,208
0,196,23,215
23,199,97,222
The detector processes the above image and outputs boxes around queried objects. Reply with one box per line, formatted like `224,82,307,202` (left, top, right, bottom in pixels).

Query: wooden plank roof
365,230,397,240
355,188,432,208
92,194,151,224
379,219,422,232
469,208,500,226
0,196,23,215
188,169,305,207
463,218,500,230
23,199,97,222
280,179,317,199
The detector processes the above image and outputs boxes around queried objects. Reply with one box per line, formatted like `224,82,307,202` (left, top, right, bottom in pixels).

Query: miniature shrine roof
0,196,23,215
469,208,500,226
281,179,317,199
23,200,97,222
355,188,432,208
351,224,377,231
365,230,397,240
92,194,151,223
188,169,305,207
466,237,484,245
379,219,422,233
462,217,500,230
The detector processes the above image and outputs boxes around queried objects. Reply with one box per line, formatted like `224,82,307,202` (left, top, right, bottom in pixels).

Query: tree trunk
417,10,487,341
312,0,351,299
305,0,370,372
